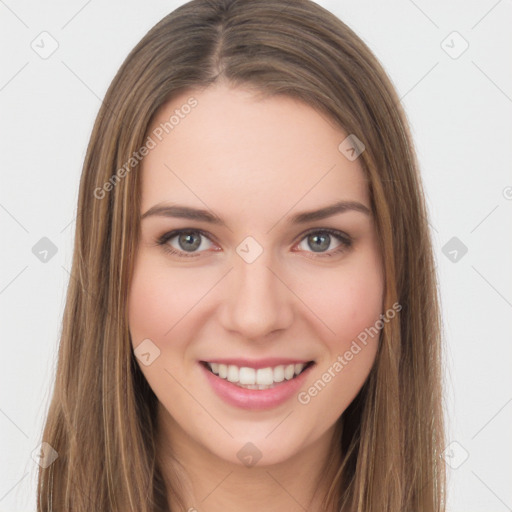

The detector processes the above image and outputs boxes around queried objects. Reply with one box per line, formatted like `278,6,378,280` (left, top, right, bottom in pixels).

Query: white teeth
273,365,285,382
205,361,309,387
218,364,228,379
284,364,295,380
256,367,274,386
239,367,256,385
227,365,239,383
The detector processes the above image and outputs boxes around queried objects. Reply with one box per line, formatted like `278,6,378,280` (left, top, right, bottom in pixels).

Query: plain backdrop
1,1,511,510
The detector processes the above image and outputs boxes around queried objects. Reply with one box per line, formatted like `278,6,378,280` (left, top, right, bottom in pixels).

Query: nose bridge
220,246,294,339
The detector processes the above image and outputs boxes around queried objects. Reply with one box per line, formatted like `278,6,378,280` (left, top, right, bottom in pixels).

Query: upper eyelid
162,228,219,246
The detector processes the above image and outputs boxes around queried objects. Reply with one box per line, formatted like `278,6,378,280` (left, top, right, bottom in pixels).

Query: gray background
1,0,511,510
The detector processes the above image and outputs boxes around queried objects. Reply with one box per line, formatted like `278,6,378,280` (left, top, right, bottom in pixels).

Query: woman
37,0,446,510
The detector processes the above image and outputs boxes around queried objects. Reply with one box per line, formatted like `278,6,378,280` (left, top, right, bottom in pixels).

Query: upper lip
200,358,314,370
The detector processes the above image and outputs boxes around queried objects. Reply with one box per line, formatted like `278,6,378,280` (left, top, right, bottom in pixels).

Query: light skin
128,82,384,511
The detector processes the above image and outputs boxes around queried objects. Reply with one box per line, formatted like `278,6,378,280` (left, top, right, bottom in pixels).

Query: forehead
140,84,369,223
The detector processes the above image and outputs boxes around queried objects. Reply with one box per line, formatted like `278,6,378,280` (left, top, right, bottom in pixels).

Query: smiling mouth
200,361,315,390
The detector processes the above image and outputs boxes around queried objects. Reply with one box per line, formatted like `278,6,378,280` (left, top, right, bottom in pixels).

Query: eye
156,229,216,258
294,228,352,258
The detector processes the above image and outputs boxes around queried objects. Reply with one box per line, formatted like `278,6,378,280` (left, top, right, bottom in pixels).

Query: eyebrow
141,200,371,226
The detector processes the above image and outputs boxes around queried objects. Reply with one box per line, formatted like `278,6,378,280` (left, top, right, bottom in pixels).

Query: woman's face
128,83,384,467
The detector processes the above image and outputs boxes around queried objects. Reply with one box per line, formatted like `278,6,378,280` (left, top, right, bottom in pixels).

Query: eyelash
155,228,353,260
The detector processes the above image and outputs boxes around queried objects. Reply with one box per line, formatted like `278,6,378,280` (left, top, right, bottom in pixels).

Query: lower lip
200,362,314,410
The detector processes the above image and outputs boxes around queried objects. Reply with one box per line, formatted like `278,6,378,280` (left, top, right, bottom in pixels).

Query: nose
218,250,294,341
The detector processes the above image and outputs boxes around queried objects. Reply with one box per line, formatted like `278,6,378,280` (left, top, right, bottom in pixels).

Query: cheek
295,255,384,350
128,267,172,345
127,257,206,406
295,261,383,424
337,273,383,342
128,256,206,346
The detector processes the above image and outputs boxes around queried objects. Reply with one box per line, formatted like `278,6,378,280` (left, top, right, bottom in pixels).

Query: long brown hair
37,0,447,510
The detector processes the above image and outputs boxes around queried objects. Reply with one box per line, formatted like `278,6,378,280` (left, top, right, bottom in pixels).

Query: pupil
179,232,201,251
309,233,329,252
